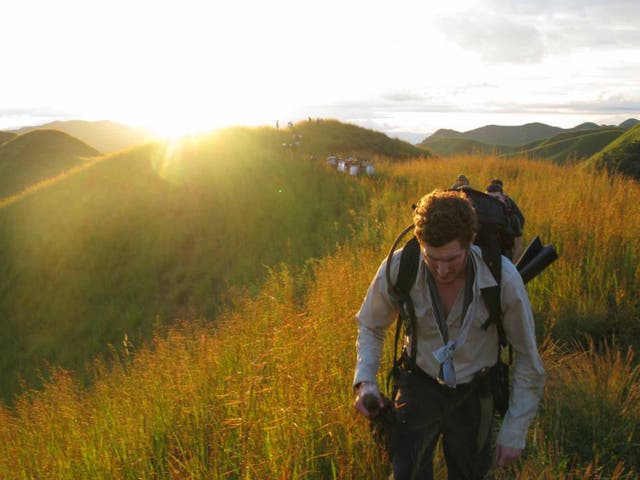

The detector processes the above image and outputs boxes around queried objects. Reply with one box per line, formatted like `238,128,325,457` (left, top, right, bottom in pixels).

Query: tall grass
1,246,637,478
1,152,638,478
0,245,381,479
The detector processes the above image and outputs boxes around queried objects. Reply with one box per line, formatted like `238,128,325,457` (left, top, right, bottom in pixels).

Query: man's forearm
353,324,386,386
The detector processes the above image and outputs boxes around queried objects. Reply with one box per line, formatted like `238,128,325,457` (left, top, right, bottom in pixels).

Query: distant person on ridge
451,174,470,189
486,183,524,262
352,189,546,479
490,178,525,231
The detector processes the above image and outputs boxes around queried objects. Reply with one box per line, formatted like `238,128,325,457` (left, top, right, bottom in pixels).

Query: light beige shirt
353,245,546,449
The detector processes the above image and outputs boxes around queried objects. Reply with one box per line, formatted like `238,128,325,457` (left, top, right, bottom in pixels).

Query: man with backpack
451,174,471,189
485,183,524,262
352,189,546,479
490,179,524,232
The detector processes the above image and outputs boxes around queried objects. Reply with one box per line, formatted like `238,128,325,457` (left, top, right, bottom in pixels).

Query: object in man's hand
367,395,395,460
362,392,381,416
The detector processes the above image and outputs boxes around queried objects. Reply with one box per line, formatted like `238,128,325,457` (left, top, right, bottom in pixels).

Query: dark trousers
390,368,494,480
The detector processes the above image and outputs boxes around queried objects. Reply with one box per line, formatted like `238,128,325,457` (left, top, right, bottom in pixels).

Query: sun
141,102,283,140
120,80,294,141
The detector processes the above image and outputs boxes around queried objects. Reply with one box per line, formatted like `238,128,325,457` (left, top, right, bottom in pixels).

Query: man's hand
495,443,523,468
353,382,384,418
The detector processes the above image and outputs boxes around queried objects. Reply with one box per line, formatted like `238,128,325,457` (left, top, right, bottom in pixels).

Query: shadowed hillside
619,118,640,129
585,123,640,178
418,137,517,157
0,123,392,401
0,129,99,199
15,120,154,153
425,122,565,145
0,131,17,145
502,127,625,164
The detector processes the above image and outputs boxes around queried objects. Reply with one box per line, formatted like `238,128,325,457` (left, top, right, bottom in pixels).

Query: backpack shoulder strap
396,236,420,297
385,226,421,391
479,246,507,348
385,224,420,300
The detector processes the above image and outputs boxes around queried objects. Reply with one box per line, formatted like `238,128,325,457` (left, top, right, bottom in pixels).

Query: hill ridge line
0,154,103,209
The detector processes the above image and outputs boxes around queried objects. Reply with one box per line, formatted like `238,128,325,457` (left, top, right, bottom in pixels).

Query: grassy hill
0,129,99,199
290,119,431,159
585,123,640,176
501,127,625,164
619,118,640,129
0,131,17,145
0,122,417,401
1,154,638,479
419,127,618,160
15,120,154,153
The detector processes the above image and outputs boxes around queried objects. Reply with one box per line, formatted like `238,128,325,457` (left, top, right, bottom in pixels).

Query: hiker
485,183,524,262
451,174,470,189
352,189,546,479
490,179,524,231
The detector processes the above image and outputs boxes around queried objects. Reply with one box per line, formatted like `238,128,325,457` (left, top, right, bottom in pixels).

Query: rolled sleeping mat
515,236,543,270
518,244,559,284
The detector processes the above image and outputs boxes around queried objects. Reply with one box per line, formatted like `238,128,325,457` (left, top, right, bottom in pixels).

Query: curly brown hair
413,190,478,247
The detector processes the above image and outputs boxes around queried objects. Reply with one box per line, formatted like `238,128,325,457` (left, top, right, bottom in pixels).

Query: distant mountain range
421,119,639,146
12,120,154,153
419,118,640,163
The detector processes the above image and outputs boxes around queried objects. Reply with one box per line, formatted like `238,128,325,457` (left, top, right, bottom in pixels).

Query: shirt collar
469,245,499,289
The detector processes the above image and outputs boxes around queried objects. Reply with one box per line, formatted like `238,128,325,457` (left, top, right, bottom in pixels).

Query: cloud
436,0,640,63
311,87,640,125
381,91,429,103
546,96,640,114
438,15,545,63
381,84,500,103
0,107,69,119
0,107,75,129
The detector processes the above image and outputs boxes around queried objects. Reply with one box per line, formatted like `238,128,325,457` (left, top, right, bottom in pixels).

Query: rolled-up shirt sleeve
497,266,547,449
353,255,400,387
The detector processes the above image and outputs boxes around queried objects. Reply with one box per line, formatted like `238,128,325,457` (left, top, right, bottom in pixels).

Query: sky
2,0,640,142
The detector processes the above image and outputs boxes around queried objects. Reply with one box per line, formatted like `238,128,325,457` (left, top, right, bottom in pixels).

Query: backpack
385,187,512,416
505,195,525,230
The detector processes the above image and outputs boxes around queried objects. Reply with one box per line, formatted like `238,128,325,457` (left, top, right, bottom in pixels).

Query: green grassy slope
16,120,154,153
418,127,622,161
0,123,388,401
516,126,606,151
585,123,640,168
290,119,431,158
502,127,625,164
0,129,99,199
